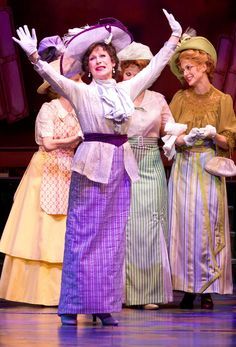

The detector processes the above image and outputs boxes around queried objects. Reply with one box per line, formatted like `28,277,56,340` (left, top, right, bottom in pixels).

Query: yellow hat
37,60,60,94
169,36,217,81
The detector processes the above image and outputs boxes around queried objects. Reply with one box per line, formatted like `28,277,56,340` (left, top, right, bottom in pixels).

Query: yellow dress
0,99,81,305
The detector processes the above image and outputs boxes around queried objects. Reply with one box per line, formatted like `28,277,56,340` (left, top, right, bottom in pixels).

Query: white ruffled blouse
35,43,175,184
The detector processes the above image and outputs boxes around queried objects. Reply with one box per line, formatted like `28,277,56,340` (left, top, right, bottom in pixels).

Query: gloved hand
162,9,182,37
12,25,37,57
164,121,187,136
183,128,199,146
197,125,216,139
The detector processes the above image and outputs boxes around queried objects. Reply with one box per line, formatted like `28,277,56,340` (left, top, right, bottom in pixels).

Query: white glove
162,135,177,161
197,125,216,139
164,122,187,136
12,25,37,56
162,122,187,160
183,128,199,146
162,9,182,37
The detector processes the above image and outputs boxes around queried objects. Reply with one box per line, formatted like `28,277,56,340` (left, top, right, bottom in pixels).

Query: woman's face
180,59,207,87
88,46,115,80
122,64,141,81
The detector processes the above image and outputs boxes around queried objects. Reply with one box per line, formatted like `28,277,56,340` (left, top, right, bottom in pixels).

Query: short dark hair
82,42,119,79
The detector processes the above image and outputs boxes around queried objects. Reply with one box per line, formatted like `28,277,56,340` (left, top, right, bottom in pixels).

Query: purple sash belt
84,133,128,147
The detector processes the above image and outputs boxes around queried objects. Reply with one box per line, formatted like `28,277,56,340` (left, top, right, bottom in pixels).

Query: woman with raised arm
12,10,182,326
117,42,174,310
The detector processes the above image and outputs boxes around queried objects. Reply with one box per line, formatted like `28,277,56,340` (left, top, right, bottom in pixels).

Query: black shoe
201,294,214,309
92,313,119,326
180,293,196,309
60,314,77,325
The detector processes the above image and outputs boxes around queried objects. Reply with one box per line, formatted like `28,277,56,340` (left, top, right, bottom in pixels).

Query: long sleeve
34,60,83,111
119,43,176,101
218,93,236,134
169,90,184,123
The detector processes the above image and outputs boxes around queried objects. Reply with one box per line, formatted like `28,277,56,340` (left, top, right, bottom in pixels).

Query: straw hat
117,41,153,61
37,60,60,94
169,36,217,81
60,17,133,77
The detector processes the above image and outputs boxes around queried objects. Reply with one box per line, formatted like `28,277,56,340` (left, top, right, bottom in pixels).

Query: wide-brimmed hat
60,17,133,77
117,41,153,61
169,36,217,81
37,60,61,94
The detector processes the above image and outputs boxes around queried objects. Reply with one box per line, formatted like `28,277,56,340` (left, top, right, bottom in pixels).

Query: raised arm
12,25,38,60
162,9,182,45
123,9,182,100
12,26,78,105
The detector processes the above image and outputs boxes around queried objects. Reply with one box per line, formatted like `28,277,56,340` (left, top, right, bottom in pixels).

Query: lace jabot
94,79,134,133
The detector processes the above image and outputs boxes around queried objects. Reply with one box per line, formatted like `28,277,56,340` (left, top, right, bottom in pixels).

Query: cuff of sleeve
216,130,235,157
30,56,40,65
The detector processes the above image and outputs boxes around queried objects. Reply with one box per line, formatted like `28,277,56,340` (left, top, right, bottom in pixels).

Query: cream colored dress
0,99,81,305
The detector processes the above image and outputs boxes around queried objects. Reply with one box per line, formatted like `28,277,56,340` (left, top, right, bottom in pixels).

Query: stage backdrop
0,0,235,146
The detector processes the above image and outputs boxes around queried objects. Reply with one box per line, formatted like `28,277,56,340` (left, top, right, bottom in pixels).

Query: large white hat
117,41,153,61
60,17,133,77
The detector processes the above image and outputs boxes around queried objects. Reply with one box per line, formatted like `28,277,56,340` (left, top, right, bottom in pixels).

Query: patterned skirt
58,146,131,314
168,146,233,294
125,137,173,305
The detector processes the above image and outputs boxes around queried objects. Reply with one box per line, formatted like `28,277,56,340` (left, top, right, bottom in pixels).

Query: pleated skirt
125,137,173,305
0,151,66,305
58,146,131,315
168,147,233,294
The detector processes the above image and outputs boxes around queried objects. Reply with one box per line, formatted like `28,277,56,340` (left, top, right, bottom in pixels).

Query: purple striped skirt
58,146,131,314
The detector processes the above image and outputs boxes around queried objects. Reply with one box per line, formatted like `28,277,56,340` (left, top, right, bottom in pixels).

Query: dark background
0,0,235,147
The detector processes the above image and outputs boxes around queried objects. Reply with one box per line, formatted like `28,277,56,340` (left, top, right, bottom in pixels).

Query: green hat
169,36,217,81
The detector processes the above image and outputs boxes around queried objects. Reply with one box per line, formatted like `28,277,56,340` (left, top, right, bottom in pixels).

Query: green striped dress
125,90,173,305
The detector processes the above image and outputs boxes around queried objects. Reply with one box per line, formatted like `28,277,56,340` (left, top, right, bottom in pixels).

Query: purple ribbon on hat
60,17,133,77
38,35,65,63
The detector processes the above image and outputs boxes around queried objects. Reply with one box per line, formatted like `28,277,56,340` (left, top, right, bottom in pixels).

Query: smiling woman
177,49,216,88
168,35,236,310
83,43,118,80
11,10,182,326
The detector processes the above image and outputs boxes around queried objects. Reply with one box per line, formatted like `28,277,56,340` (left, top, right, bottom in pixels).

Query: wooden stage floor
0,292,235,347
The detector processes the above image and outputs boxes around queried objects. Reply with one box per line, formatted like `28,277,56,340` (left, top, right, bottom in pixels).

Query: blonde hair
177,49,215,81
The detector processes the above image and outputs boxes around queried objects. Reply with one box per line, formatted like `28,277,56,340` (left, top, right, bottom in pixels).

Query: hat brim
169,36,217,81
37,80,50,94
60,21,133,77
37,59,61,94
